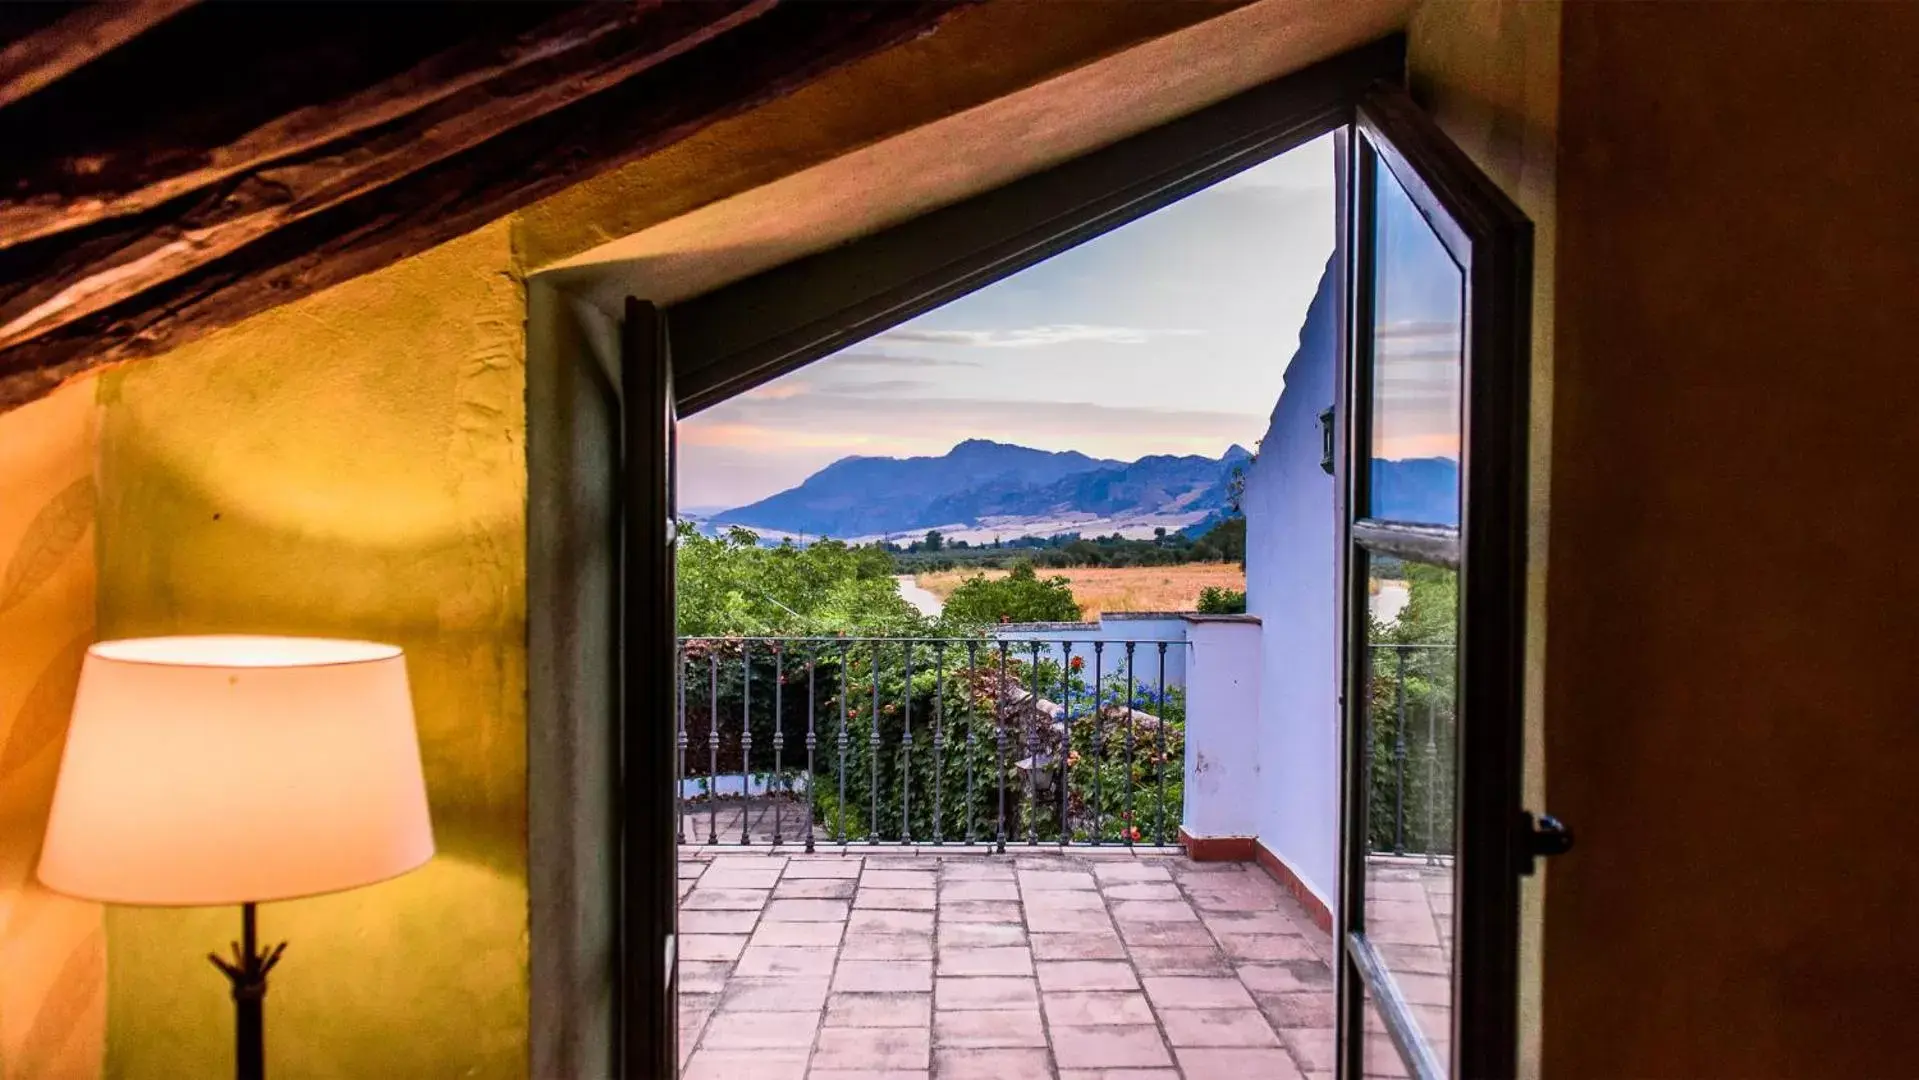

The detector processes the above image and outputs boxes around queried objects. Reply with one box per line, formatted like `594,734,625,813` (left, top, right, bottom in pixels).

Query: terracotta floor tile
681,934,750,962
1019,869,1097,891
834,959,934,993
720,976,831,1013
841,933,935,961
1200,911,1301,936
1041,990,1156,1027
826,991,932,1028
1026,907,1117,933
934,1048,1055,1079
702,867,784,889
1256,990,1335,1030
1102,882,1182,902
936,976,1039,1010
1051,1025,1173,1069
1140,976,1257,1010
1092,862,1174,884
1174,1047,1304,1080
680,910,759,934
1030,932,1127,960
941,922,1027,947
683,887,773,911
1109,900,1199,923
1128,946,1231,976
942,899,1020,923
683,1048,807,1080
850,909,935,935
863,869,938,890
1159,1008,1282,1048
941,879,1020,902
765,898,852,922
1236,963,1332,994
698,1009,822,1049
856,888,938,911
1215,934,1318,963
938,945,1035,977
1116,921,1213,947
1279,1027,1337,1072
776,878,859,899
811,1027,932,1070
934,1008,1047,1048
781,858,865,879
735,945,839,977
750,920,845,948
1038,961,1139,992
1058,1070,1180,1080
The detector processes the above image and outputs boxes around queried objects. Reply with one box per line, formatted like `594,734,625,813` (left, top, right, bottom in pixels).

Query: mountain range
707,439,1253,542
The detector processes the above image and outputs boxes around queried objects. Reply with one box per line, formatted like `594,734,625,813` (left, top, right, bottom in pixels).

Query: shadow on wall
0,377,105,1080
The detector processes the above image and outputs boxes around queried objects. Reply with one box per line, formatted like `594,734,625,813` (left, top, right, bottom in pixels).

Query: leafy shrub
1195,586,1246,614
940,561,1081,625
1365,562,1457,856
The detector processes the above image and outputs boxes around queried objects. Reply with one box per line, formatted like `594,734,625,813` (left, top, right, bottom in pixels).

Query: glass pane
1362,554,1458,1066
1361,983,1413,1079
1368,159,1463,527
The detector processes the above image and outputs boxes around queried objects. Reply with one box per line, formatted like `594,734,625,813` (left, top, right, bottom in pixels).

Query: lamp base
208,902,286,1080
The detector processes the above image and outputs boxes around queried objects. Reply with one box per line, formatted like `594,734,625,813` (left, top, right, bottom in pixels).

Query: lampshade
38,636,435,907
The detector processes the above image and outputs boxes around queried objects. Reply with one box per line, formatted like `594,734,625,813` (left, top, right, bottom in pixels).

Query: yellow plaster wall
1406,3,1560,1076
0,376,105,1080
93,223,528,1080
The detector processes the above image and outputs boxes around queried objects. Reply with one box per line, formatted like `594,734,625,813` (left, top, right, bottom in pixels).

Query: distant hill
1369,456,1461,527
709,439,1254,542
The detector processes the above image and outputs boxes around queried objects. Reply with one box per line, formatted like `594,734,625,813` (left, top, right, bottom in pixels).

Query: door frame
547,32,1545,1078
1335,87,1533,1079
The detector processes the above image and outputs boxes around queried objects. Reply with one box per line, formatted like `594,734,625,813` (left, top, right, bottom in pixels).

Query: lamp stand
208,902,286,1080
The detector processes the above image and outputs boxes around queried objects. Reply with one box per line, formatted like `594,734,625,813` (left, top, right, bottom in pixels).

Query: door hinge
1517,811,1573,875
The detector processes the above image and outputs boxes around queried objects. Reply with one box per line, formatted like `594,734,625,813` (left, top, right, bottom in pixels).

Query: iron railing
673,635,1188,850
1366,641,1457,862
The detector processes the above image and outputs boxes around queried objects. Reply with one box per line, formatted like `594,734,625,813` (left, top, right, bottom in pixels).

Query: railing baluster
741,642,753,846
965,641,978,846
1027,641,1041,847
1393,646,1407,857
901,641,914,844
1425,689,1438,866
996,642,1009,854
1058,641,1072,847
837,641,849,847
932,642,945,846
687,636,694,847
1123,642,1136,848
772,642,784,847
869,641,881,845
1154,642,1168,847
806,646,817,854
708,652,720,846
1091,641,1104,846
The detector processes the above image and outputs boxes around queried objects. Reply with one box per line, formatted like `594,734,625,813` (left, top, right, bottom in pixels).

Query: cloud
876,324,1203,349
823,350,979,369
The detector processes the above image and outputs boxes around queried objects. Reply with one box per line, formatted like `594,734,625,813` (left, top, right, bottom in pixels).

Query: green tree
675,523,925,637
923,529,944,552
940,562,1081,626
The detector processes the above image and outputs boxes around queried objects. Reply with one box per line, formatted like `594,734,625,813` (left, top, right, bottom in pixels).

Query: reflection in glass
1368,160,1463,527
1362,554,1458,1069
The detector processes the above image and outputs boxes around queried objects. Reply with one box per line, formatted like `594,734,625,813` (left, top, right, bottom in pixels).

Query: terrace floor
675,845,1341,1079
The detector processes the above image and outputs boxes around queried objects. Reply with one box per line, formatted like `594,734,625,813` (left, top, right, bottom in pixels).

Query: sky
680,134,1338,512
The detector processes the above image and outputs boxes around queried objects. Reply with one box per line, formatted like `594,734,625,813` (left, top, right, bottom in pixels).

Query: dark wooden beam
0,0,776,350
0,0,198,110
668,34,1404,416
0,1,964,413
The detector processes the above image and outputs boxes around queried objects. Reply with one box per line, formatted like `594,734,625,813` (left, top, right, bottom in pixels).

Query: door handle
1517,811,1572,875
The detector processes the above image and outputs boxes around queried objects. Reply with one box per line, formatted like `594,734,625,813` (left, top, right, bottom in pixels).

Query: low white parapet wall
1179,614,1263,842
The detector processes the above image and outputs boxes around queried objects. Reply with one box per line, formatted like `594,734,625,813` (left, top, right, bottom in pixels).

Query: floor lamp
37,636,436,1080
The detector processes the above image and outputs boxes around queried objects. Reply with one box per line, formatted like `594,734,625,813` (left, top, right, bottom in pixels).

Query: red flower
1069,656,1084,673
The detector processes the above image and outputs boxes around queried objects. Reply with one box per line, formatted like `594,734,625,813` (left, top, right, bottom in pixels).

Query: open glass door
1336,86,1552,1079
621,297,680,1077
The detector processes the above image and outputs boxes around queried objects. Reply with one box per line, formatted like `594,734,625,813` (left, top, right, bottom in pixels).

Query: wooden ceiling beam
0,1,964,413
0,0,780,352
0,0,199,110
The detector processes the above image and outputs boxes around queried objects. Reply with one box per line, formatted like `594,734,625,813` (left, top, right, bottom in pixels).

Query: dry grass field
915,562,1245,620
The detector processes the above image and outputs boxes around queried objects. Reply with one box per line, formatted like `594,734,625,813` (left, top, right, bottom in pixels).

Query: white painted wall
1241,258,1341,908
1180,617,1264,839
992,613,1189,690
